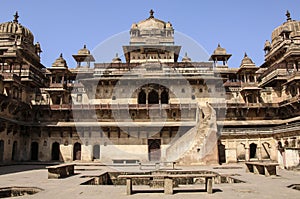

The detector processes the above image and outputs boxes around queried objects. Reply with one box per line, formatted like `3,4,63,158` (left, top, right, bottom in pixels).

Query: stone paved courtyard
0,163,299,198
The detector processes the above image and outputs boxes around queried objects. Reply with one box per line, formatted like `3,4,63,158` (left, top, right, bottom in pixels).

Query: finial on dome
149,9,154,18
286,10,292,21
60,53,63,58
13,11,19,23
83,44,86,49
244,52,248,58
218,43,221,47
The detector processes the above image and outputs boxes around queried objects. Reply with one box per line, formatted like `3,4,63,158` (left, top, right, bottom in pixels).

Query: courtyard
0,163,299,198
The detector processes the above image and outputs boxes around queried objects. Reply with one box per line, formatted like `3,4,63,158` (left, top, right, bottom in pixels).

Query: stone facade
0,10,299,169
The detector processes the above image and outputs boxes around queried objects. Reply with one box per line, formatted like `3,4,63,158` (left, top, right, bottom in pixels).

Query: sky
0,0,299,68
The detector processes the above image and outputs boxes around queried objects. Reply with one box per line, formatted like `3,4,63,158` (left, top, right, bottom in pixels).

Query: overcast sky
0,0,299,68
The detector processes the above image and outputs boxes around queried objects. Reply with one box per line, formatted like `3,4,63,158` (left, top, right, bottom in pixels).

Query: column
245,140,250,161
257,138,262,160
164,177,173,194
126,178,132,195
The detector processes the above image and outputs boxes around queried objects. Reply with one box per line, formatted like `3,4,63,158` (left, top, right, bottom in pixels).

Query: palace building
0,10,299,169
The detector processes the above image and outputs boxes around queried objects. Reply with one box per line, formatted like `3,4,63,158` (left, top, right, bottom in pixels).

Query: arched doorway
11,141,17,161
93,145,100,160
0,140,4,162
31,142,39,161
250,143,257,159
138,90,146,104
237,143,246,161
218,141,226,164
148,139,161,161
51,142,60,161
161,90,169,104
148,90,159,104
73,142,81,161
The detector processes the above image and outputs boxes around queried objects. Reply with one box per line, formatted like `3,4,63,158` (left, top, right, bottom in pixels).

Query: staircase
165,103,218,165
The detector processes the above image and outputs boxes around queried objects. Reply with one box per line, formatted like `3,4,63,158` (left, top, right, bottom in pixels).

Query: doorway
51,142,60,161
148,90,159,104
0,140,4,162
250,143,257,159
73,142,81,161
218,141,226,164
93,145,100,160
148,139,161,161
11,141,17,161
31,142,39,161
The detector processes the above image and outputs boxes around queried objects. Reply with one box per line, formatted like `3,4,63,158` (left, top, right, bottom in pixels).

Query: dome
271,11,300,47
52,53,68,68
182,52,192,62
133,9,170,30
112,53,121,63
78,45,90,55
213,44,227,55
241,53,254,65
0,12,34,44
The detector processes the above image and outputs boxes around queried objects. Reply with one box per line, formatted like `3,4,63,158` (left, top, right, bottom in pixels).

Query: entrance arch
11,141,17,161
148,90,159,104
250,143,257,159
138,90,146,104
73,142,81,161
0,140,4,162
148,139,161,161
31,142,39,161
51,142,60,161
93,145,100,160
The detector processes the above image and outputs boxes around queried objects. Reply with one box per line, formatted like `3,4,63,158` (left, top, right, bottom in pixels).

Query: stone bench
118,173,217,195
46,164,75,179
245,162,279,177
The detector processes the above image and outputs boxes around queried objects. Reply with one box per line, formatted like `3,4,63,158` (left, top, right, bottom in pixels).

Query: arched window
138,90,146,104
93,145,100,160
73,142,81,161
0,140,4,162
31,142,39,161
148,90,159,104
161,90,169,104
51,142,60,161
249,143,257,159
11,141,18,161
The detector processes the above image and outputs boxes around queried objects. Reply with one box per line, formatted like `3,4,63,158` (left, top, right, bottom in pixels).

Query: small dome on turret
166,21,172,28
52,53,68,68
213,44,227,55
112,53,122,63
241,53,254,65
182,52,192,62
78,45,90,55
131,23,138,29
264,40,271,50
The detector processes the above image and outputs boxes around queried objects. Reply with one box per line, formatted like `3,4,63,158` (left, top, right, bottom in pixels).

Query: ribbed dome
271,11,300,47
78,45,90,55
0,12,34,44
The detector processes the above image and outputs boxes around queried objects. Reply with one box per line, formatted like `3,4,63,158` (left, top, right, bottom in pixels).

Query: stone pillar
164,177,173,194
126,178,132,195
245,140,250,161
